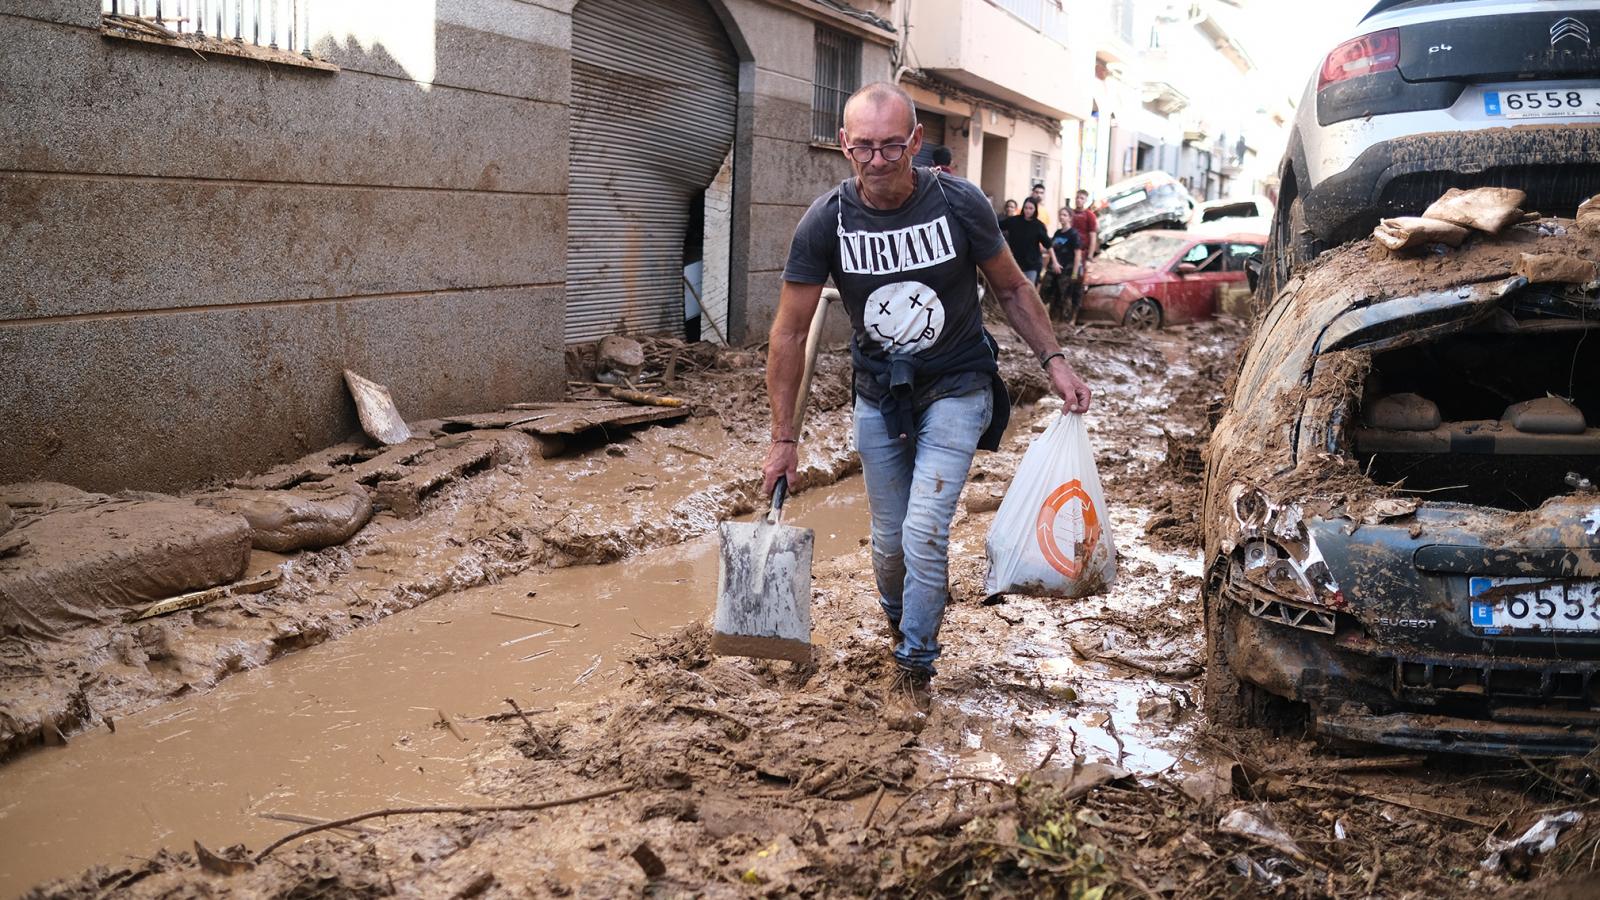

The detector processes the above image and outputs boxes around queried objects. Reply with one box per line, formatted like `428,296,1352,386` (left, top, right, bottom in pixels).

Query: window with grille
102,0,312,51
812,25,861,145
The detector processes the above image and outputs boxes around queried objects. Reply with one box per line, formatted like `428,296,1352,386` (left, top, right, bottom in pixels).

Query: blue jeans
854,388,993,675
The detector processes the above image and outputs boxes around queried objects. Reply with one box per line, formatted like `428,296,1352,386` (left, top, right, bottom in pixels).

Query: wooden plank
132,568,283,621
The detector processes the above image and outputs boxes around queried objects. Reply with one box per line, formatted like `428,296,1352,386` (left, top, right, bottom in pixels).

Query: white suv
1263,0,1600,293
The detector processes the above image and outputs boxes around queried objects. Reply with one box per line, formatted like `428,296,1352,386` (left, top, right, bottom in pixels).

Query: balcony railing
992,0,1069,46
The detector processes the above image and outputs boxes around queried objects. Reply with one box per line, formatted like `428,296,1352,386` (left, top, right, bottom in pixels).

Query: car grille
1395,658,1600,701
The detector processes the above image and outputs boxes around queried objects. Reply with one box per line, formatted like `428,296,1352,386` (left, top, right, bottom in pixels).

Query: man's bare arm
763,280,826,492
978,249,1092,413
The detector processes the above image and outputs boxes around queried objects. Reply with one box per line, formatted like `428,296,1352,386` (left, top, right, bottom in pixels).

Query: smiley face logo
863,281,945,354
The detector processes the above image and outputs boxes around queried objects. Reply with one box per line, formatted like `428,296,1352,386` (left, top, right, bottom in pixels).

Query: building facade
1,0,895,490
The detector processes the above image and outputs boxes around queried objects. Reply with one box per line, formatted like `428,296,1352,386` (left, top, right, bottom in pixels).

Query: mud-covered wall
0,0,892,492
0,2,571,491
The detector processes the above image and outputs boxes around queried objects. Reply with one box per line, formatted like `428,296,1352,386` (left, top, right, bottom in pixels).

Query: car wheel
1122,298,1162,330
1286,194,1319,271
1201,566,1249,728
1203,563,1308,733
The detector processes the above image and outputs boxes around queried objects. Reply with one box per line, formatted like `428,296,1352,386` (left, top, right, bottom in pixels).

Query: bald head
842,81,917,137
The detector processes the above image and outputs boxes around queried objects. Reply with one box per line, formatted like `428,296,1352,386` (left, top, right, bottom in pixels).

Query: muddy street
6,319,1598,899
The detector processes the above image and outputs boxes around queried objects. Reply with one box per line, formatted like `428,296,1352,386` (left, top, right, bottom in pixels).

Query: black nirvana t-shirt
782,168,1006,364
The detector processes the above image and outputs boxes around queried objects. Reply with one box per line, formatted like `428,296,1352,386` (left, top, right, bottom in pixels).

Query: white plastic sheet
985,412,1117,599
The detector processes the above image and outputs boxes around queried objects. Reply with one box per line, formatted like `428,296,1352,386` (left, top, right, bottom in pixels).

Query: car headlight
1227,484,1344,609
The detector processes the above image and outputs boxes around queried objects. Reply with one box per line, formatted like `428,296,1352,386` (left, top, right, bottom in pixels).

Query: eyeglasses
844,142,910,164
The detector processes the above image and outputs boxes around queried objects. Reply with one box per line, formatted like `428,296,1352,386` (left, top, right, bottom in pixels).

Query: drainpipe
891,0,911,83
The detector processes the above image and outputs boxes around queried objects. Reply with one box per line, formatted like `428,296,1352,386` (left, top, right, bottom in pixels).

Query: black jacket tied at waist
850,330,1011,452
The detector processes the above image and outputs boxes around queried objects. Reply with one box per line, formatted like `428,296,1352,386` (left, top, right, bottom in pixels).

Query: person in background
1070,189,1099,263
1028,183,1052,229
1067,189,1100,315
930,145,955,175
999,197,1053,286
1041,206,1082,322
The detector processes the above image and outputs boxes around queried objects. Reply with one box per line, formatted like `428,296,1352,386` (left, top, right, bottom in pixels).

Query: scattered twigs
861,782,889,829
880,775,1016,830
902,800,1019,837
671,704,751,738
609,388,685,408
1313,754,1426,774
1289,778,1495,828
1069,639,1202,679
492,610,579,629
436,709,468,742
251,783,634,863
575,656,602,684
256,812,379,838
1103,716,1127,770
504,698,537,738
667,442,716,461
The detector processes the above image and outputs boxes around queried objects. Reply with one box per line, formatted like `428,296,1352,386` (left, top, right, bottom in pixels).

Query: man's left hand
1047,357,1092,413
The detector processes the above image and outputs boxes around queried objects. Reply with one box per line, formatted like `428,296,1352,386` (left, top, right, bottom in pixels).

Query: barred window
812,24,861,145
99,0,336,70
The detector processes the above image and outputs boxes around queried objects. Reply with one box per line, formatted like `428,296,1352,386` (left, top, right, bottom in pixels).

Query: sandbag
1517,252,1600,285
1422,187,1526,234
198,487,373,552
985,413,1117,599
0,500,252,640
1372,216,1469,251
1578,193,1600,236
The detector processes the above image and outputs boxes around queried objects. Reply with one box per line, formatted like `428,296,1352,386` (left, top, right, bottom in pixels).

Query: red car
1080,230,1266,329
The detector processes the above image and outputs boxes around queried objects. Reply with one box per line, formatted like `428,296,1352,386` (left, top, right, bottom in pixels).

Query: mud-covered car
1094,171,1195,248
1202,212,1600,756
1263,0,1600,297
1081,231,1263,329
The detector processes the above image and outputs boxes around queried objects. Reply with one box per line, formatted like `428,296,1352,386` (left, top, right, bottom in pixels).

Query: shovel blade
712,519,814,663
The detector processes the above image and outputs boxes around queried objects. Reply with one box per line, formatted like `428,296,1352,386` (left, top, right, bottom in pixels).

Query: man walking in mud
762,82,1092,728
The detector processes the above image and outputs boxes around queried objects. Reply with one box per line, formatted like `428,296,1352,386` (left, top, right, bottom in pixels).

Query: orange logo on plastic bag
1035,481,1101,579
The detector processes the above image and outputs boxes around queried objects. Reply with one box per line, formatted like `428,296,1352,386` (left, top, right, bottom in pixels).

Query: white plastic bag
985,412,1117,599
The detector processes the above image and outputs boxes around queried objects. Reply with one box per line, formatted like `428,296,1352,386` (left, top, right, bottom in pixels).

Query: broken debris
1481,811,1583,872
344,370,412,445
597,335,646,385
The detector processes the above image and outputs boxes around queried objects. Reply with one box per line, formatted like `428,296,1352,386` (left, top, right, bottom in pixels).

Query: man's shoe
885,667,933,733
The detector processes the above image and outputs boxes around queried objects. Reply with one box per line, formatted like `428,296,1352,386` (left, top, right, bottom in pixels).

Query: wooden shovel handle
790,290,833,437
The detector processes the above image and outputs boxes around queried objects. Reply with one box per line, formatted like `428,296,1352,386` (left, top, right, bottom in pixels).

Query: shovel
710,294,832,663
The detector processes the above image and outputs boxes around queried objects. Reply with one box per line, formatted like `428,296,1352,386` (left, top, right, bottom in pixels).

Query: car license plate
1483,88,1600,119
1469,576,1600,633
1109,190,1146,211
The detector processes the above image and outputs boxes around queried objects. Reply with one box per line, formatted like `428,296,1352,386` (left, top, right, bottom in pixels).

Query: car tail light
1318,29,1400,91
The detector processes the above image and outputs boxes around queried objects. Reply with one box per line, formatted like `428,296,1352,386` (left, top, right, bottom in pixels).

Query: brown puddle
0,458,1204,895
0,483,870,895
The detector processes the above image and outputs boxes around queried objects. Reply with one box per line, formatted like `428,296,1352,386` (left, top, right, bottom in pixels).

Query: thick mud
10,320,1600,898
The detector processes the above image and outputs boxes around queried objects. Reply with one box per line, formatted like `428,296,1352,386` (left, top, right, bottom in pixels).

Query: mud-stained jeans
854,388,992,675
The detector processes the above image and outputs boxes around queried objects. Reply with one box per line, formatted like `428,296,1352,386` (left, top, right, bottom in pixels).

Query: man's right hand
762,441,799,495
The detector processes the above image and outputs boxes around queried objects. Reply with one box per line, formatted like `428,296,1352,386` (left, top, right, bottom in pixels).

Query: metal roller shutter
566,0,739,344
913,111,947,168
